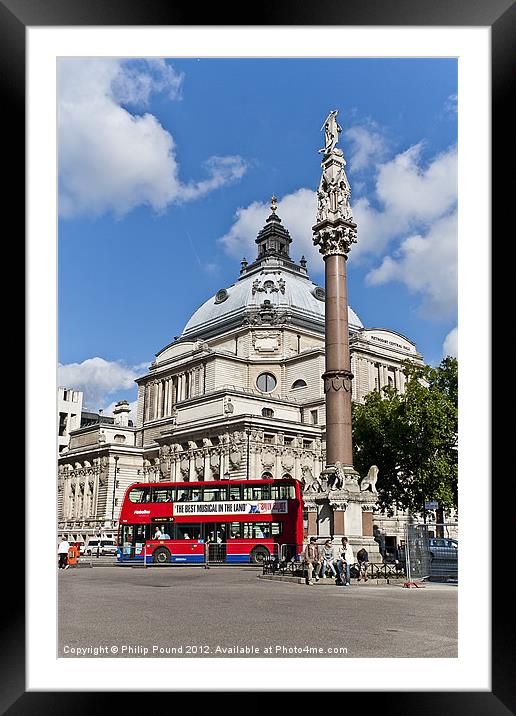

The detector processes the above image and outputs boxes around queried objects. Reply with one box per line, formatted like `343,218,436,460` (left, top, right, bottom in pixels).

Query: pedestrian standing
303,537,321,585
337,537,355,586
58,539,70,570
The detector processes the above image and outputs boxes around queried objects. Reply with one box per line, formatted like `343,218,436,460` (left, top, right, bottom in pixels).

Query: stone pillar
362,507,374,536
308,111,379,559
333,505,346,535
307,507,318,537
323,252,354,468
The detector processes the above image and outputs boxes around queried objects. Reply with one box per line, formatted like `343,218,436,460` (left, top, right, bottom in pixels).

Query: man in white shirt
58,540,70,570
337,537,355,586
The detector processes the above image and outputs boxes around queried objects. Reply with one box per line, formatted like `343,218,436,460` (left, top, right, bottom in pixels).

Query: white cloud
443,326,458,357
352,143,457,262
344,124,388,172
376,143,457,223
444,94,458,116
366,211,458,319
218,188,321,269
58,357,137,410
58,58,247,218
111,58,184,105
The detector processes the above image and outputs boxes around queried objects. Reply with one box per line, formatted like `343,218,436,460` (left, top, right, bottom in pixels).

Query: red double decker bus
117,477,303,565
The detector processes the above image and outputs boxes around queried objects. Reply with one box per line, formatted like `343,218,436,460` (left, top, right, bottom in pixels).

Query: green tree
352,357,458,516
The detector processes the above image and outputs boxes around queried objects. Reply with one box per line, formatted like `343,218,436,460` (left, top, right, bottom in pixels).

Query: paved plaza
58,565,457,658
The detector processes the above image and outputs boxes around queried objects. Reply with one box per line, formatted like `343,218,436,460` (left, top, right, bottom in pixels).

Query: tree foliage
352,357,458,516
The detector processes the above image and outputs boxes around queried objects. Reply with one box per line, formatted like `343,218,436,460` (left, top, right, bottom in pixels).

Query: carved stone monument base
303,464,381,562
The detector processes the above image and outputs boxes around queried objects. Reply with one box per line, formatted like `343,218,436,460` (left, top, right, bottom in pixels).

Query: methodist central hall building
58,205,424,549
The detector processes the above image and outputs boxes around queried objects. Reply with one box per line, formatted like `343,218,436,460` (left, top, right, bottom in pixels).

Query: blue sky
58,58,457,413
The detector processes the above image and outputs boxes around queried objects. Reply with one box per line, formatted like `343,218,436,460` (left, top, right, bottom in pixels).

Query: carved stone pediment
261,448,275,469
281,451,295,472
229,449,242,467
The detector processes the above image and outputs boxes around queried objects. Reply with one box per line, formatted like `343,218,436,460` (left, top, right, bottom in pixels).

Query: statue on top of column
315,110,353,224
319,110,343,157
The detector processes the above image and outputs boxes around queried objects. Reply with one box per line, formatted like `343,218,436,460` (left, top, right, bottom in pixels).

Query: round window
256,372,277,393
215,288,229,304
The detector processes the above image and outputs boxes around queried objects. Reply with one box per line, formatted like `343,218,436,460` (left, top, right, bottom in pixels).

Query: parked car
428,538,458,560
85,538,118,556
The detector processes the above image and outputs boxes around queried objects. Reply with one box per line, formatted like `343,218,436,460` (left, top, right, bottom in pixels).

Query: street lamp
245,429,251,480
112,455,119,522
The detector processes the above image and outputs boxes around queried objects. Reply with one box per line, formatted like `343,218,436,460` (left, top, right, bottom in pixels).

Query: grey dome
181,267,363,340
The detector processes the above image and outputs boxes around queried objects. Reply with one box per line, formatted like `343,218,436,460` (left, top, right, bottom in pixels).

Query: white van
85,538,118,556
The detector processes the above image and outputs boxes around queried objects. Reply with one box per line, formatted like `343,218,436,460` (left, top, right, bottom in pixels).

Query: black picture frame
4,0,509,711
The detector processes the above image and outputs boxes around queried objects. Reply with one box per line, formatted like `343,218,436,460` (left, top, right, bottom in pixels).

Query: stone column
323,251,354,468
305,112,381,557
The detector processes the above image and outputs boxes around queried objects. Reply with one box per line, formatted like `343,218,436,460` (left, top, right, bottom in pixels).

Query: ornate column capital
322,369,354,393
313,219,357,257
329,500,348,511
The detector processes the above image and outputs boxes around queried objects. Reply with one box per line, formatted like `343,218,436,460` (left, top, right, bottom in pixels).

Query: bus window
229,522,241,538
241,522,282,538
243,486,264,500
176,488,189,502
152,487,175,503
208,526,226,543
121,524,150,544
152,520,173,538
260,484,271,499
128,487,150,503
229,486,242,501
203,487,228,502
271,485,295,500
175,523,203,540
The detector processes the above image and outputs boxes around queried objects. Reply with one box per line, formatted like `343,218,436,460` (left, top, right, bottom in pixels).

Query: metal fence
404,522,458,582
263,556,406,582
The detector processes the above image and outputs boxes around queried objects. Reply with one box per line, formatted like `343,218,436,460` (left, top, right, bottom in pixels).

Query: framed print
2,0,511,710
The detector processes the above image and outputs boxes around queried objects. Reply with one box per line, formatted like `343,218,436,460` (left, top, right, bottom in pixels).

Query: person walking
320,539,338,579
356,547,369,581
303,537,321,585
58,539,70,570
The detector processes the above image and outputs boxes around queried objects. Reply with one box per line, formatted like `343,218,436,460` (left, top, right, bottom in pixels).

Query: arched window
282,473,292,480
262,471,273,479
261,407,274,418
292,379,307,389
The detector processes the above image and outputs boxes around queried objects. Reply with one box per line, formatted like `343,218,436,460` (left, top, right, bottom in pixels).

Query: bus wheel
152,547,171,564
250,546,270,564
